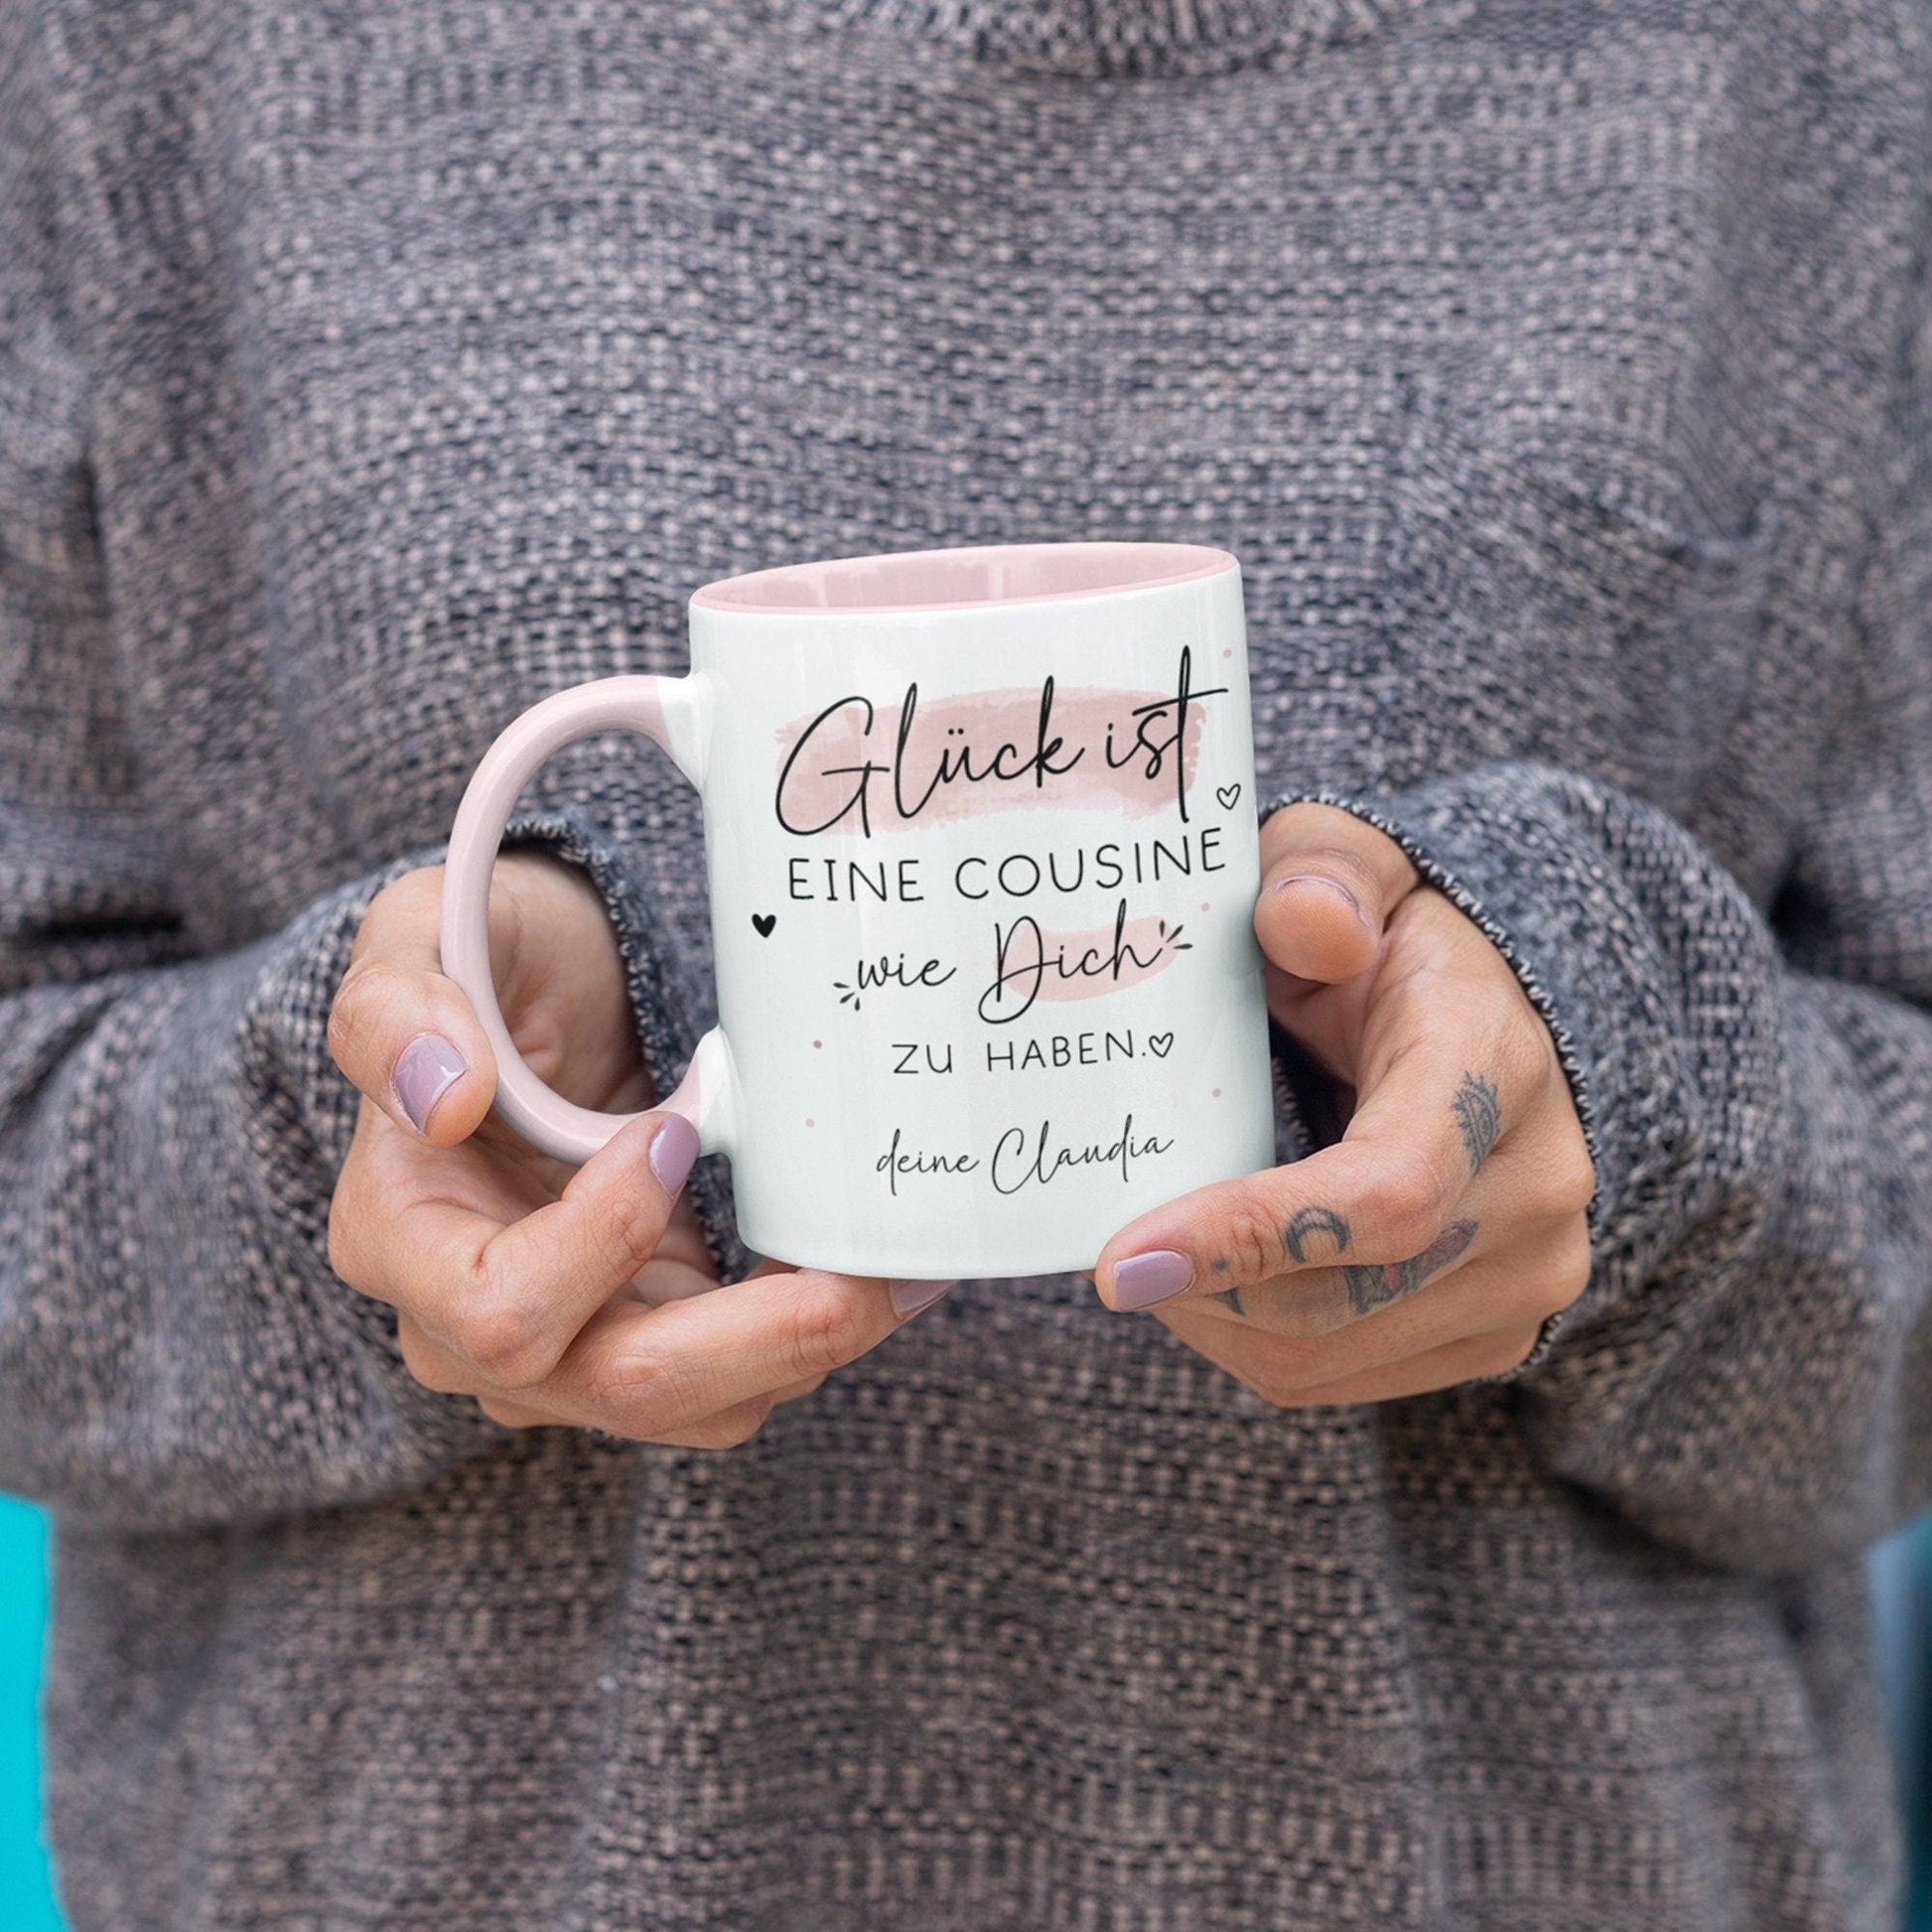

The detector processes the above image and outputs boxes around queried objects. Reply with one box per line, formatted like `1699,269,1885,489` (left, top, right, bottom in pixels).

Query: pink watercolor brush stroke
774,685,1203,833
996,914,1180,1006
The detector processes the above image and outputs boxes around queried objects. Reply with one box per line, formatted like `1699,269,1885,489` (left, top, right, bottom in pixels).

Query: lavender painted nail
394,1034,467,1134
1111,1249,1193,1309
890,1279,957,1318
649,1115,700,1196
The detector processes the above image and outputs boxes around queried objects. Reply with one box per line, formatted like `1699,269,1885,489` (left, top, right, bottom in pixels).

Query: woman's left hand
1091,803,1597,1406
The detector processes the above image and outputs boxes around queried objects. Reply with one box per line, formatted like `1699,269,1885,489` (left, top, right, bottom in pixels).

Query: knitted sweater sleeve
1262,314,1932,1580
0,25,731,1529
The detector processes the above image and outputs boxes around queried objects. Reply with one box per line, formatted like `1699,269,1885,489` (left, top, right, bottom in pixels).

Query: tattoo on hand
1207,1284,1248,1318
1284,1204,1352,1264
1450,1072,1501,1173
1343,1219,1478,1316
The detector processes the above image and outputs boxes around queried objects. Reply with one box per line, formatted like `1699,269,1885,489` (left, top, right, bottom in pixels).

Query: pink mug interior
689,541,1236,617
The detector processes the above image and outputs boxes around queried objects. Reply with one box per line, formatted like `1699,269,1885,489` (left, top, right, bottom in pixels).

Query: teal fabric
1871,1520,1931,1930
0,1498,61,1929
1903,1514,1932,1932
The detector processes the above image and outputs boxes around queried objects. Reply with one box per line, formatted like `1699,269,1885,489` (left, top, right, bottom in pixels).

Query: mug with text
442,542,1276,1279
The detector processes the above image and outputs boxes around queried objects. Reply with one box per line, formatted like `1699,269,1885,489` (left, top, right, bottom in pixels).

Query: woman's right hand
325,850,942,1448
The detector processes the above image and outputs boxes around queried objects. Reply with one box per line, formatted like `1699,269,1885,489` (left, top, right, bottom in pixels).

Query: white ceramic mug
442,541,1275,1279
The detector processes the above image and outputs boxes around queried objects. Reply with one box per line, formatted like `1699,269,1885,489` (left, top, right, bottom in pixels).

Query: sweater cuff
503,809,749,1282
1260,761,1725,1370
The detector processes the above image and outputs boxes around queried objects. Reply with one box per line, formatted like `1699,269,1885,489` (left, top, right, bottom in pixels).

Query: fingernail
891,1278,957,1318
1274,873,1366,923
649,1115,700,1196
394,1034,468,1134
1111,1249,1194,1310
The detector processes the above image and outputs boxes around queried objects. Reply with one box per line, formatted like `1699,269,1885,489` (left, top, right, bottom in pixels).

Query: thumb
328,867,500,1145
1253,802,1421,984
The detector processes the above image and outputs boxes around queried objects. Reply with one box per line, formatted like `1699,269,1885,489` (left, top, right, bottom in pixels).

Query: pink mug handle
439,674,738,1165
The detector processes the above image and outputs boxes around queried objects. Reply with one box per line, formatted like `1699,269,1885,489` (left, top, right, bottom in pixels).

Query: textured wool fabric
3,0,1931,1926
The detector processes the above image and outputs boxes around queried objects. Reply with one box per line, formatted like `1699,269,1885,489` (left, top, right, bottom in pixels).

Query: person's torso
51,0,1904,960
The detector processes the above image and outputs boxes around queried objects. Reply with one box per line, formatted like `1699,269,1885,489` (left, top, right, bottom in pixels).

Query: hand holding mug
331,542,1588,1431
1091,803,1598,1406
325,854,942,1448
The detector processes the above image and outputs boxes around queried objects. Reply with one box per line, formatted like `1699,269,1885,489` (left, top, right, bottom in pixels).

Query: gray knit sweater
3,0,1930,1925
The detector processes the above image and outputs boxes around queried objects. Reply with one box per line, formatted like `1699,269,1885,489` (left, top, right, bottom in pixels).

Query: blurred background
0,1498,59,1930
0,1492,1927,1924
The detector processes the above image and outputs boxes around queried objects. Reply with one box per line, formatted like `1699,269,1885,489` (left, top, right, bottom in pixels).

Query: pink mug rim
689,541,1237,618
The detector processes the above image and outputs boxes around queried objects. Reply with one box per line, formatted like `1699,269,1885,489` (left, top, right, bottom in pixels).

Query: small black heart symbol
1215,783,1243,811
752,912,776,937
1148,1033,1174,1058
